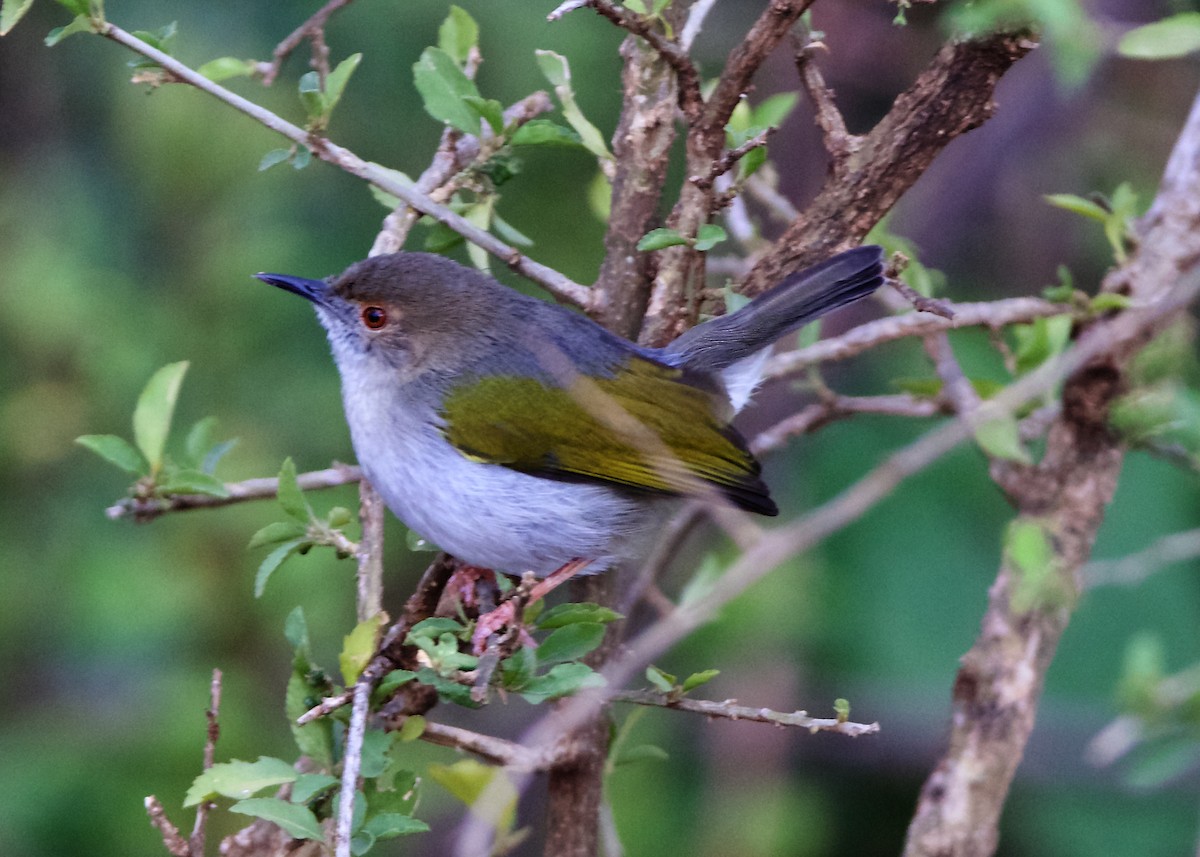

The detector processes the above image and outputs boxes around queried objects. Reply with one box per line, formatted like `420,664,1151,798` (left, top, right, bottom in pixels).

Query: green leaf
1091,293,1132,312
499,645,536,690
415,667,480,708
360,728,395,778
645,665,676,692
520,662,605,702
413,46,482,135
230,798,324,841
536,602,622,629
0,0,35,35
258,148,292,171
375,669,417,699
681,669,720,693
155,469,230,498
491,212,534,248
133,361,188,474
624,0,648,13
323,52,363,118
255,538,307,598
463,95,504,134
834,697,851,721
290,773,340,805
287,670,334,767
510,120,583,148
972,413,1033,465
694,223,727,251
612,743,669,768
183,416,218,468
438,5,478,65
45,14,92,45
364,812,429,840
185,757,298,806
428,759,516,832
284,606,310,653
54,0,88,15
249,520,308,550
1005,517,1070,612
738,145,767,180
752,91,799,129
409,617,467,638
1119,13,1200,59
291,147,312,170
75,434,147,475
397,714,426,743
1044,193,1109,222
298,71,325,120
536,623,605,665
341,614,384,684
637,227,688,251
276,457,311,522
464,197,494,272
534,49,613,164
1123,738,1200,789
197,56,256,82
1012,314,1073,374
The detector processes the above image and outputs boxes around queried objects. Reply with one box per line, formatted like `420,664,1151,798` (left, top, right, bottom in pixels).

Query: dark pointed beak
254,272,330,305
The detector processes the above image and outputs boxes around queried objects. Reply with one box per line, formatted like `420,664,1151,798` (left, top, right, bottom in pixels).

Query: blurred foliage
2,1,1200,856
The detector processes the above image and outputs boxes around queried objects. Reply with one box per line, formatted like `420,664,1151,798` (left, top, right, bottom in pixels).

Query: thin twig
679,0,719,51
416,719,560,770
145,796,190,857
765,297,1071,379
335,682,371,857
259,0,355,86
1085,526,1200,588
611,690,881,735
751,394,947,455
794,37,858,168
99,23,592,310
189,669,223,857
105,465,362,521
689,128,776,191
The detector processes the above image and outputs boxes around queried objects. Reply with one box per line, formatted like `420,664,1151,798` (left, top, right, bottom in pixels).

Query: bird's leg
437,564,497,615
470,558,592,654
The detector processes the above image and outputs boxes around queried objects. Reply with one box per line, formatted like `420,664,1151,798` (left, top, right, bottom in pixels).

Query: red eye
361,306,387,330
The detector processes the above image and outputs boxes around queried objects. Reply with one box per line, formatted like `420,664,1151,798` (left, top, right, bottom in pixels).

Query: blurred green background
1,1,1198,855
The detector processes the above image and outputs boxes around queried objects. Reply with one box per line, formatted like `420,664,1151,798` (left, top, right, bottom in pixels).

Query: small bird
256,247,883,593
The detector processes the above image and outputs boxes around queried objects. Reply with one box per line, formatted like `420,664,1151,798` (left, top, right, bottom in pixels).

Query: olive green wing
439,358,777,515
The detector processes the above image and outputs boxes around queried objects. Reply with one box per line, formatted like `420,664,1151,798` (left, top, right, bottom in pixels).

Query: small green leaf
637,227,688,251
973,413,1033,465
341,614,384,684
185,757,298,806
360,728,395,778
276,457,311,522
536,603,622,629
249,521,307,550
645,665,676,693
438,5,478,65
464,197,494,273
45,14,92,45
197,56,256,82
752,92,799,129
510,120,583,148
133,361,189,474
363,812,430,840
624,0,648,13
409,617,467,638
287,670,334,767
375,669,417,698
259,148,292,171
1091,293,1133,312
323,52,363,118
612,743,669,768
290,773,340,804
413,46,482,135
397,714,426,743
534,49,613,164
415,667,480,708
694,223,727,251
1005,517,1071,612
255,538,307,598
156,469,230,498
833,698,851,721
183,416,218,468
681,669,720,693
291,147,312,170
463,95,505,134
54,0,89,14
230,797,325,841
0,0,36,36
499,646,536,690
1044,193,1109,222
1012,314,1073,374
536,623,605,665
284,605,310,653
1119,13,1200,59
298,70,325,120
492,212,534,248
428,759,516,833
75,434,147,475
520,662,605,702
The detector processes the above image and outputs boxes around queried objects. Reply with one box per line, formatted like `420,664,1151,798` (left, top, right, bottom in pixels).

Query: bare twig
99,23,592,310
189,669,223,857
415,719,560,770
1085,526,1200,588
611,690,881,735
105,464,362,521
689,127,776,191
258,0,355,86
765,297,1071,379
794,38,858,167
679,0,719,51
751,394,948,455
145,796,190,857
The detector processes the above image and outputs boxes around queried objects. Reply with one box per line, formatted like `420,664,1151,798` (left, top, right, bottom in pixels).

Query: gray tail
662,246,885,372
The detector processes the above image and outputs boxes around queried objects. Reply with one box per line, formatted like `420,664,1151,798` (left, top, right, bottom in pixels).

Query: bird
256,246,883,631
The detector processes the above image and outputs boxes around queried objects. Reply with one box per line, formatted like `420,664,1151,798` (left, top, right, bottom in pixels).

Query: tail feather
663,246,885,372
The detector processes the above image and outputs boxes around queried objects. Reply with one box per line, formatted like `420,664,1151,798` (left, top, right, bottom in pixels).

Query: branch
741,32,1035,296
105,465,362,521
98,23,592,310
145,796,190,857
258,0,355,86
750,394,948,455
1085,526,1200,588
414,719,559,771
611,690,881,735
764,297,1070,379
189,669,223,857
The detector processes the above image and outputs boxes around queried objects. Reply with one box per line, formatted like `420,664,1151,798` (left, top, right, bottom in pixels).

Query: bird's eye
361,306,387,330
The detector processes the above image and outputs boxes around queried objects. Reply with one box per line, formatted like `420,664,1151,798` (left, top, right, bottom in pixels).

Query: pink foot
470,558,592,654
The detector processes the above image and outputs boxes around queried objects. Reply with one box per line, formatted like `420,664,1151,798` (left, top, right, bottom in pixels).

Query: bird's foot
439,564,497,613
